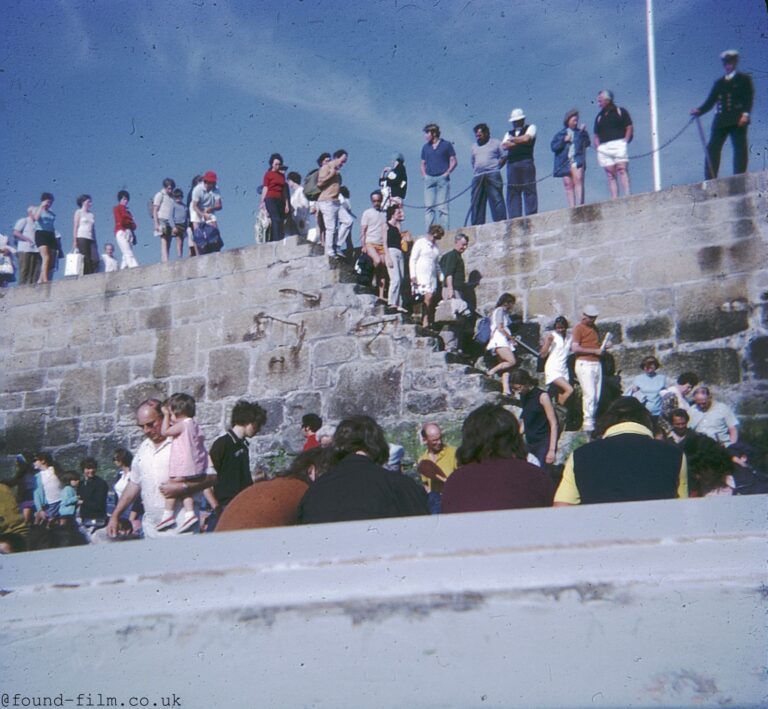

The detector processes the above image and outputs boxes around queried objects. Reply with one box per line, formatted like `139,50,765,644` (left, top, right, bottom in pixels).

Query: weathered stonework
1,172,766,469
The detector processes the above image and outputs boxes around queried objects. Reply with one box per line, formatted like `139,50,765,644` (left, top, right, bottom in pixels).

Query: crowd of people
1,330,763,554
0,49,753,288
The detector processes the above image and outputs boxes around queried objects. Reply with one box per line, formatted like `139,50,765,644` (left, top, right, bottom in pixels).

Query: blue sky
2,0,766,272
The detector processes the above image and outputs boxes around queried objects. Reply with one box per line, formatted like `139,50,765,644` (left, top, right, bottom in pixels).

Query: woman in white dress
487,293,517,396
540,316,574,405
409,224,443,327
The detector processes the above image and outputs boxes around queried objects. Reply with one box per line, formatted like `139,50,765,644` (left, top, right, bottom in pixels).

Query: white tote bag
64,250,85,277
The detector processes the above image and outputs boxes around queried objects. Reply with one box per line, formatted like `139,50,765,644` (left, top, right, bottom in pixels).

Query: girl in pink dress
159,393,208,533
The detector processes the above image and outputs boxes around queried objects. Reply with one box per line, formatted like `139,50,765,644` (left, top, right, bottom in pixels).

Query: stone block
54,446,90,470
58,369,104,418
5,371,45,393
70,319,94,346
118,381,169,417
411,370,444,392
312,337,357,367
255,341,311,395
121,331,157,357
405,390,448,415
626,317,673,342
0,393,23,410
195,401,224,432
662,348,741,385
152,328,198,378
131,356,155,381
47,418,80,446
360,334,393,359
613,347,654,378
3,409,46,453
24,389,58,409
327,364,402,420
88,437,123,468
312,367,331,389
78,415,118,437
727,237,765,272
284,391,323,426
576,293,643,320
597,321,623,345
81,344,119,363
645,289,675,312
138,305,172,330
106,361,131,387
746,337,768,379
169,377,207,402
677,310,749,343
208,348,251,400
296,307,349,339
13,333,43,352
525,287,575,322
257,398,285,435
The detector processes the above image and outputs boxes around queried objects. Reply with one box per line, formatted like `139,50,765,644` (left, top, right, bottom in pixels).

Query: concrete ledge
2,496,766,708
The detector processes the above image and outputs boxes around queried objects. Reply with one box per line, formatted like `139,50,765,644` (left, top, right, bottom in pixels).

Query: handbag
193,222,223,254
433,297,470,323
0,255,14,275
64,250,84,277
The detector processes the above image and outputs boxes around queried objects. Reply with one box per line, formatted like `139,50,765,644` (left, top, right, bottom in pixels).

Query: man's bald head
136,399,164,444
422,423,444,454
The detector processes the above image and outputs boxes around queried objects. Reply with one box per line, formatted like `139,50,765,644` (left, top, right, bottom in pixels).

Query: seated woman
486,293,517,396
509,369,559,467
442,404,554,513
298,415,428,524
625,356,668,419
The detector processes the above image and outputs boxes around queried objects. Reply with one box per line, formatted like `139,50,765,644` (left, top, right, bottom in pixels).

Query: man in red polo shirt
571,304,612,433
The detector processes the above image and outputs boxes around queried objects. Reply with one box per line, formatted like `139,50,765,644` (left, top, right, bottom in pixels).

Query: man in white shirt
107,399,215,538
100,243,119,273
13,206,41,285
502,108,538,218
689,386,739,445
153,178,177,262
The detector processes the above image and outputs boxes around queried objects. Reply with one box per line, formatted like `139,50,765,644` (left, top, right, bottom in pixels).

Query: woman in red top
261,153,290,242
112,190,138,268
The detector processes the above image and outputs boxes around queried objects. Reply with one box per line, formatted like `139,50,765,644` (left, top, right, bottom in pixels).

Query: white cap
508,108,525,122
720,49,739,60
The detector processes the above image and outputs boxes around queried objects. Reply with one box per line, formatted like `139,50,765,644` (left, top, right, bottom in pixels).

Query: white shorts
596,139,629,168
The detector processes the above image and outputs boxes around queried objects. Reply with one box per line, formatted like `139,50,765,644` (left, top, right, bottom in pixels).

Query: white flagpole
646,0,661,191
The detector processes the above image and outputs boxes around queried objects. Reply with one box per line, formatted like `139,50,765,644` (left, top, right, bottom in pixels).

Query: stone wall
1,172,766,470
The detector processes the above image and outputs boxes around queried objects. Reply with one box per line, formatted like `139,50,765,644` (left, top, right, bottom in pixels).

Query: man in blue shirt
420,123,457,232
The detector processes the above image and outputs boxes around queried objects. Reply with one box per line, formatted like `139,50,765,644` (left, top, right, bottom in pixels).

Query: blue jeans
506,159,538,218
470,171,506,225
424,174,450,231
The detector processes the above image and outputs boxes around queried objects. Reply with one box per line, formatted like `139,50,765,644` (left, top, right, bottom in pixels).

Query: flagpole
646,0,661,191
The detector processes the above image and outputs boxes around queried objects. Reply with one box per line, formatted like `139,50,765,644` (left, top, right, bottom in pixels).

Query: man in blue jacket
691,50,754,179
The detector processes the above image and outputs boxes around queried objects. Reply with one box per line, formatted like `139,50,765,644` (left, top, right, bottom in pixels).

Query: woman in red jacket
113,190,138,269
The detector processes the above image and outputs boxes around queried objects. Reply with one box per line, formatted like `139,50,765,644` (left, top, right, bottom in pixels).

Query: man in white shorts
593,90,633,199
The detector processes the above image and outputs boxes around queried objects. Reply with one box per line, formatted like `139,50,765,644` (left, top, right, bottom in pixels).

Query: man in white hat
691,50,754,179
501,108,538,219
571,305,612,433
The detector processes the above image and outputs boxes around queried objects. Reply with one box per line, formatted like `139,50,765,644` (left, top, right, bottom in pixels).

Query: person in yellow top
417,422,458,514
554,397,688,506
